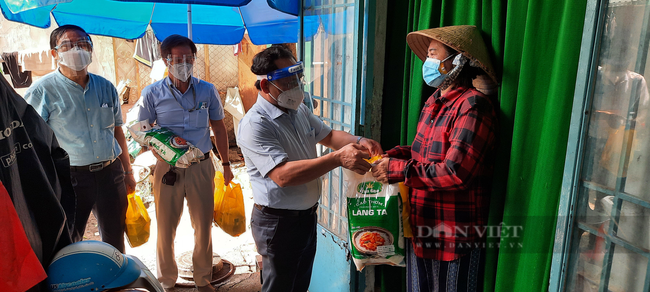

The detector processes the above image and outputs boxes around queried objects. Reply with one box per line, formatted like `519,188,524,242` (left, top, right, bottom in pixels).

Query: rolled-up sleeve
237,116,288,177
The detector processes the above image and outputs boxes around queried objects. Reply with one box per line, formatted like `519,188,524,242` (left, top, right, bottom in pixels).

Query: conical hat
406,25,498,84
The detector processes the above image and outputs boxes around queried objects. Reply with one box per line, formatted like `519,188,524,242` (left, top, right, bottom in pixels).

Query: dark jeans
70,158,127,252
251,206,317,292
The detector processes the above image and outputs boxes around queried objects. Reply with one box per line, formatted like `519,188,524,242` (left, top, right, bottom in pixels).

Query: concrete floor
123,163,261,292
172,273,261,292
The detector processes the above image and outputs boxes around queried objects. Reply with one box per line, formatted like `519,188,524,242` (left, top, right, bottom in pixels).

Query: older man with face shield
25,25,135,253
137,34,231,292
237,45,383,292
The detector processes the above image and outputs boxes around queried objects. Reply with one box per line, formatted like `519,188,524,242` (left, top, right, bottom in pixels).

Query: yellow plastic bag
213,172,246,237
125,192,151,248
398,182,413,238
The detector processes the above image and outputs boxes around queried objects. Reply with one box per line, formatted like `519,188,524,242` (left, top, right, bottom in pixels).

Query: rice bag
129,120,204,168
345,168,405,271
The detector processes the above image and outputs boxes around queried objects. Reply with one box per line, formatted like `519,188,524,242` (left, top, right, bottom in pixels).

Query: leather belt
254,203,318,217
70,159,116,173
191,152,210,165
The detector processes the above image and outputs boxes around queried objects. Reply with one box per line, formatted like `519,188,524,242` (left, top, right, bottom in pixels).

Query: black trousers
70,159,128,252
251,206,317,292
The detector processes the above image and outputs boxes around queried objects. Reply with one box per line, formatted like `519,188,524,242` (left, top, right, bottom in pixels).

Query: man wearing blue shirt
137,35,232,292
25,25,135,253
237,45,383,292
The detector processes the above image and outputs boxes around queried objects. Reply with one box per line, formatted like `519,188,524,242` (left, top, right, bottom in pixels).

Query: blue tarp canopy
266,0,298,16
117,0,250,5
0,0,315,45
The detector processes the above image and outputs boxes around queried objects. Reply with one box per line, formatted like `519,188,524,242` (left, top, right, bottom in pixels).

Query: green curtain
381,0,588,291
492,0,587,290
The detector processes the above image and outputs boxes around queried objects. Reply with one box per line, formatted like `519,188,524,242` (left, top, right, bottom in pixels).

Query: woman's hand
371,158,390,184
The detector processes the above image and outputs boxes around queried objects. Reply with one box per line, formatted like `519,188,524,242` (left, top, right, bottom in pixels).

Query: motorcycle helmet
47,241,163,292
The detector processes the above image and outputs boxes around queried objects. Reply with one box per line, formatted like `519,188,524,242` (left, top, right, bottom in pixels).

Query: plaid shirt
387,87,497,261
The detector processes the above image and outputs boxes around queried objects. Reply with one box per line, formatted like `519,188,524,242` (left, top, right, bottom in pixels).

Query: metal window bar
598,1,650,289
552,0,650,290
596,65,643,292
307,0,358,239
576,222,649,256
548,0,604,287
576,192,649,258
564,0,613,288
582,181,650,209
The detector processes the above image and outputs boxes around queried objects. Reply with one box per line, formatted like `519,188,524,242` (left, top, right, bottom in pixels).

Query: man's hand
335,143,372,174
358,137,383,157
371,158,390,184
150,149,166,163
223,166,233,186
125,173,137,194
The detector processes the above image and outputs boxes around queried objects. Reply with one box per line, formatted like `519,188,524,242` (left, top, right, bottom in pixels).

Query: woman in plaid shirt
372,25,499,292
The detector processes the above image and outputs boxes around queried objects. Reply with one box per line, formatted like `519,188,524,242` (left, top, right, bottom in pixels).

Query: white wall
0,16,116,96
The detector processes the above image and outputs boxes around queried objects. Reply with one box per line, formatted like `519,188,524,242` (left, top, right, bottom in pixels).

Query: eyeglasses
55,40,93,52
166,55,197,64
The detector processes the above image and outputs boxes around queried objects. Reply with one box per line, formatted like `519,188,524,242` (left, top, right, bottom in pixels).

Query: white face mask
269,82,305,111
169,63,193,82
58,48,92,71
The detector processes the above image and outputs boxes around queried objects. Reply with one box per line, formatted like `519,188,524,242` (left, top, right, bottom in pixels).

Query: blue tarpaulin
2,0,71,14
266,0,298,16
0,0,310,45
117,0,250,5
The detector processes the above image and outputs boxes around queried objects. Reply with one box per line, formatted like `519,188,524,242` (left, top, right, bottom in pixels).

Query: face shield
166,54,196,86
266,61,306,110
55,36,93,75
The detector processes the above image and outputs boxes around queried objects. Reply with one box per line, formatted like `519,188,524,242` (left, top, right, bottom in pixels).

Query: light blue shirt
237,94,332,210
138,76,225,153
25,69,123,166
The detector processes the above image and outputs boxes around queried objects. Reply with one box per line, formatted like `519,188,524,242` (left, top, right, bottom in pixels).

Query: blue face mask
422,54,455,87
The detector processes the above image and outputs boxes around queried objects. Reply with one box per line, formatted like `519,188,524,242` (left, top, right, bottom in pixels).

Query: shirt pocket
190,109,209,128
158,107,184,128
98,107,115,129
305,127,316,144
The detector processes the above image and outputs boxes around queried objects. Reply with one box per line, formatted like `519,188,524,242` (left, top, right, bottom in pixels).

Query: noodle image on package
345,169,405,271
